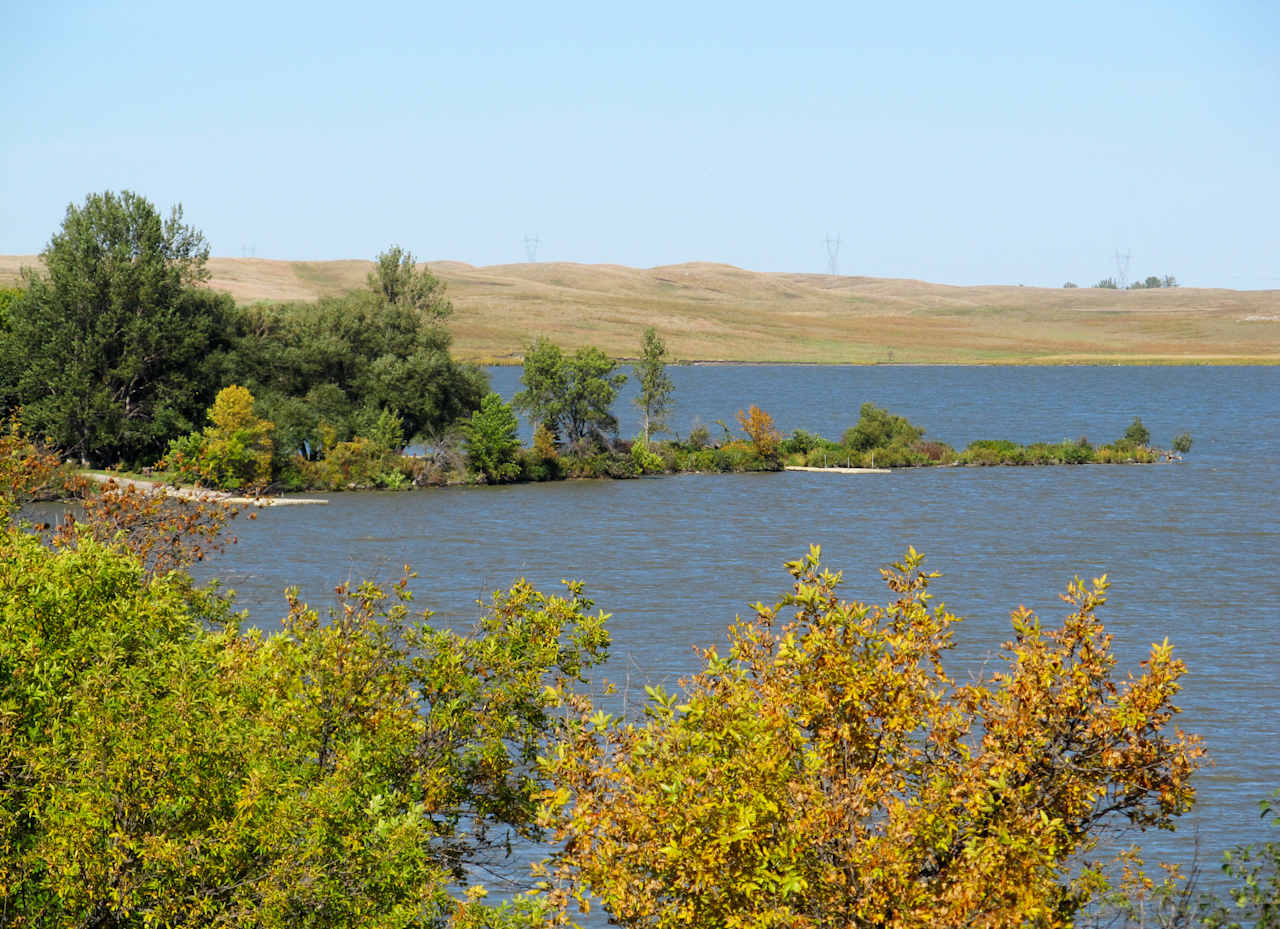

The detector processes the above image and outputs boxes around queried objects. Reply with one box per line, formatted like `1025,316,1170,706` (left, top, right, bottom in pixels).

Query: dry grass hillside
3,254,1277,364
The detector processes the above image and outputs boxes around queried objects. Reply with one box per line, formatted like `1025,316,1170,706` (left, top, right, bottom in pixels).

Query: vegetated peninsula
5,254,1275,365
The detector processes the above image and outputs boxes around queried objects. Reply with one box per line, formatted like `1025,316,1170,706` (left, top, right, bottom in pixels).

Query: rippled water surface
194,365,1280,877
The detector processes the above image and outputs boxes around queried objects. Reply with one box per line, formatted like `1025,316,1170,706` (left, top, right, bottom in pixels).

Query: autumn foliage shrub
163,385,274,489
544,547,1203,929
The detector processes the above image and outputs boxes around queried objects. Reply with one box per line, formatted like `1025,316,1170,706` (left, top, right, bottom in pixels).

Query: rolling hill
3,254,1276,364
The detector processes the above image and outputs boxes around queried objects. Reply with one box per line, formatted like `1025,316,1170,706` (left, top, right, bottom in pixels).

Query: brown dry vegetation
4,254,1277,364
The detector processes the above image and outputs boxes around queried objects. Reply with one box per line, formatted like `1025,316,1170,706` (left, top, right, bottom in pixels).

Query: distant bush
781,429,824,456
842,403,925,452
958,439,1021,466
912,440,955,463
1124,416,1151,446
518,447,561,482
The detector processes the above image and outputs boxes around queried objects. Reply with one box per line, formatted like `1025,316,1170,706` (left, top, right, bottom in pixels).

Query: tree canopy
513,338,627,445
6,191,235,466
224,272,486,456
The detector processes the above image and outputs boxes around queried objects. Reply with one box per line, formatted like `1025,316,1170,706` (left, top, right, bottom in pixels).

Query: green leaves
463,393,522,483
633,327,674,443
513,338,627,446
7,191,234,467
0,522,608,927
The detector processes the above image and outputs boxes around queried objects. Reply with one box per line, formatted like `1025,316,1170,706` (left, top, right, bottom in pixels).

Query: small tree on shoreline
633,327,674,445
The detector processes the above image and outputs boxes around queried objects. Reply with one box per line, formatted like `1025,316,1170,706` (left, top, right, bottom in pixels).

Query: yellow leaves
548,546,1203,929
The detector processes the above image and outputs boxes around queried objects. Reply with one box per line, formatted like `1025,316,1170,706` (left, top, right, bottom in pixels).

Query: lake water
193,365,1280,888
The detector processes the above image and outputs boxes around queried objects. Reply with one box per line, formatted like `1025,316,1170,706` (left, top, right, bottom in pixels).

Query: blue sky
4,0,1277,288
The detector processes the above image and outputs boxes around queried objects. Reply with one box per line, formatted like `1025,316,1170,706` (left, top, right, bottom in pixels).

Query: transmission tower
523,233,540,263
825,233,841,276
1114,249,1132,289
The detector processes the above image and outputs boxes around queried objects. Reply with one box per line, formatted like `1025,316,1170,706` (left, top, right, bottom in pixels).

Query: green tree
842,401,925,452
512,337,569,439
514,339,627,445
1124,416,1151,446
633,327,674,444
0,286,23,412
227,284,485,452
464,392,522,483
1171,431,1193,456
560,346,627,443
8,191,236,466
545,547,1202,929
367,245,452,320
1095,278,1118,289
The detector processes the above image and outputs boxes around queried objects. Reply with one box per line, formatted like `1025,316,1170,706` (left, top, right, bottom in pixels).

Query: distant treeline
781,405,1191,469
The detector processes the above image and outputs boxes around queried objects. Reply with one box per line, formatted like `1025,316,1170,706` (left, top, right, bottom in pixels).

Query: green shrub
1057,442,1094,464
631,440,666,475
959,440,1020,466
842,403,925,452
518,448,560,482
463,393,521,484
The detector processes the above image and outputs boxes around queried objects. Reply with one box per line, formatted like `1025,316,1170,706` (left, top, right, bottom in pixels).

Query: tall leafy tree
632,327,674,444
8,191,234,466
514,338,626,445
367,245,453,320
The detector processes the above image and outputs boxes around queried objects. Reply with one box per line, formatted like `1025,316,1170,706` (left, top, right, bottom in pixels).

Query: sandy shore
82,473,328,506
785,465,892,475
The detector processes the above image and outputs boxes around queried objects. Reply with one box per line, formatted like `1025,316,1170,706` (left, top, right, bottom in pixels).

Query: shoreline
82,473,328,506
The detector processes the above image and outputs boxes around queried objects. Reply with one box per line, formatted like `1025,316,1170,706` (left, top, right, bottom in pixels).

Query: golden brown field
3,254,1277,364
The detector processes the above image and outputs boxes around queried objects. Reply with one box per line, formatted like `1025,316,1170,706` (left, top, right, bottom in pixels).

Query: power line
825,233,841,276
523,233,540,263
1114,249,1131,290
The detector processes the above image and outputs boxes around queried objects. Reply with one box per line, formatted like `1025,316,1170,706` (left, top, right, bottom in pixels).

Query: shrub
959,439,1022,466
842,402,926,452
912,439,954,463
463,393,522,484
685,424,710,450
630,440,666,475
781,429,824,455
736,405,781,461
545,548,1202,929
163,385,275,490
